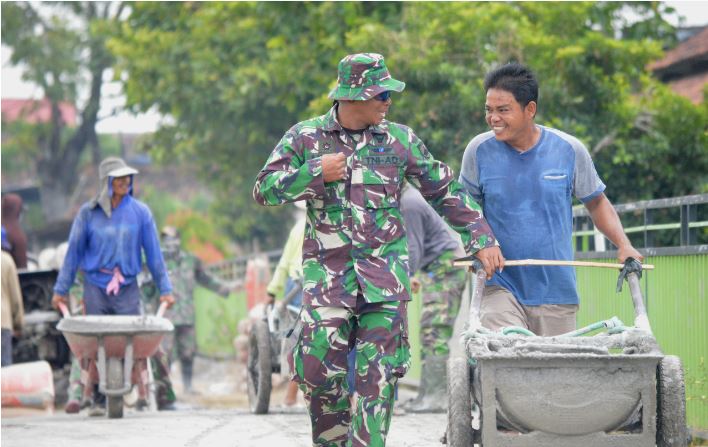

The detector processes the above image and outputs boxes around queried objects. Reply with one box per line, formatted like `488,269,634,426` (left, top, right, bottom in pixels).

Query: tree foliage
109,1,706,249
1,1,125,219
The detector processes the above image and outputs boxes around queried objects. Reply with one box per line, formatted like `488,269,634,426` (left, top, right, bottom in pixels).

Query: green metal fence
576,254,707,431
573,193,708,431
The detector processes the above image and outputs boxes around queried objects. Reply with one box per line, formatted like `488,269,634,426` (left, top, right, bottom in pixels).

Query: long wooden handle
453,258,654,270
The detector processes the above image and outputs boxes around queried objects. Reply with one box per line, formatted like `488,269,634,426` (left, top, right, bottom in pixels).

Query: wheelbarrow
56,302,174,418
247,279,303,414
445,258,687,447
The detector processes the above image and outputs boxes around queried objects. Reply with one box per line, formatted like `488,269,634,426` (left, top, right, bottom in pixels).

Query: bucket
1,361,55,409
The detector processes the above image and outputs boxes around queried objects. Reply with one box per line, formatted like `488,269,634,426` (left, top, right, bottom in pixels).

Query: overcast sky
2,1,707,135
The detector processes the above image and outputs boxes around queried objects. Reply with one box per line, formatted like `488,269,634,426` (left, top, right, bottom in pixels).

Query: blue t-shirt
459,126,605,306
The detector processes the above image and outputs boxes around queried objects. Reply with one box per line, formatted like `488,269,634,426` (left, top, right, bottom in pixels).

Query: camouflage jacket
142,250,229,325
253,105,497,308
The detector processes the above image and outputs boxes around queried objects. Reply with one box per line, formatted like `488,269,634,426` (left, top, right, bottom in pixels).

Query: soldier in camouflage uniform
136,267,176,409
253,53,503,447
147,226,233,393
65,271,86,413
399,183,466,414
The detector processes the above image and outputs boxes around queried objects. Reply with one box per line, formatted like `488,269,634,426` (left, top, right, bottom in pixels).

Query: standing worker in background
51,156,175,416
254,53,502,447
266,201,306,408
460,63,642,336
1,228,24,367
399,183,466,414
1,193,28,269
146,225,236,394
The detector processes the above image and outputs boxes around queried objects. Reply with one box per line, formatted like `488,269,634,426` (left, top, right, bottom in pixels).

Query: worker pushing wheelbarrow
445,258,687,447
56,301,174,418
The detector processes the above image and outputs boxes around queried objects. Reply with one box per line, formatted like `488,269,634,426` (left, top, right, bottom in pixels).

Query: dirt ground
178,355,301,410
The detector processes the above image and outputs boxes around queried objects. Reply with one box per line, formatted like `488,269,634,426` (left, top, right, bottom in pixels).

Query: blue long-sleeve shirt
54,195,172,296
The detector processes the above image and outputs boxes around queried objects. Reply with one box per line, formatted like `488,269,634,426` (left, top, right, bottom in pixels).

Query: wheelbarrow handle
453,257,654,270
57,301,71,319
616,258,653,334
156,302,168,318
468,268,487,331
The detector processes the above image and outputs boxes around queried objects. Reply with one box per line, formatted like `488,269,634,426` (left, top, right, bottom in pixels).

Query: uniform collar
322,104,389,135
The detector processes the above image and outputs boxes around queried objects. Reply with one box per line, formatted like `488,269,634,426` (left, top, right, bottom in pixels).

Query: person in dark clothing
399,183,466,413
1,193,28,269
1,227,24,367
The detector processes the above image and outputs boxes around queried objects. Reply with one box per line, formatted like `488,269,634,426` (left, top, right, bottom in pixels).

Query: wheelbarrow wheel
106,357,124,419
446,357,475,447
247,320,272,414
657,355,687,447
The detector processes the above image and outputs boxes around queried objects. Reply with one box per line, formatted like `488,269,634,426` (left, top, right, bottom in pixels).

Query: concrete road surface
1,353,449,447
2,281,474,447
1,407,447,447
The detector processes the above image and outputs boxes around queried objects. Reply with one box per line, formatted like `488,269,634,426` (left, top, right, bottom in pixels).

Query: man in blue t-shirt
459,63,642,336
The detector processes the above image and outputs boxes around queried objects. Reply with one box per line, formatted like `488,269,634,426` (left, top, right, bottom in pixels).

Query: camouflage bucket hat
328,53,405,101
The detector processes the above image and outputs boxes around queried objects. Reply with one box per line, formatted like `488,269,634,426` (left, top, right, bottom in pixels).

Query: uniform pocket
363,165,400,209
309,183,343,210
291,307,350,388
390,305,411,380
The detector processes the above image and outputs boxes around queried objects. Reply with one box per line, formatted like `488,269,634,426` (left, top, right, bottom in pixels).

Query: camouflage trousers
290,297,410,447
419,251,467,360
151,348,176,406
67,355,83,402
161,325,197,364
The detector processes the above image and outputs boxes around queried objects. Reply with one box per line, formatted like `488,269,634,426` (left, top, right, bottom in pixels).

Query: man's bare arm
585,194,643,263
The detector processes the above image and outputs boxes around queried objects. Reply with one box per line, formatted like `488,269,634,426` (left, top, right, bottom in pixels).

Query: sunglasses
373,91,392,102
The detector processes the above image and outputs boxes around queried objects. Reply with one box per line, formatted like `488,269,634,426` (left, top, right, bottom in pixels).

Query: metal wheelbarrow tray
446,258,687,447
57,310,173,418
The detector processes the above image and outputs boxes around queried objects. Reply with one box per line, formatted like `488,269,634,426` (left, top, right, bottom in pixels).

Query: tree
109,1,705,249
1,2,124,219
110,2,380,248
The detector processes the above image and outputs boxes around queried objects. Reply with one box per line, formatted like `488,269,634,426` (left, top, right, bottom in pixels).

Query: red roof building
1,98,77,126
649,26,708,104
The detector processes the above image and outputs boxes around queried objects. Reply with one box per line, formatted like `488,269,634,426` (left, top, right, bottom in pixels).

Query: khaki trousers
480,285,578,336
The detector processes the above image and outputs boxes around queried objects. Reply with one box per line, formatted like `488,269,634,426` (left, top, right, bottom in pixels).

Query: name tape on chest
363,154,401,166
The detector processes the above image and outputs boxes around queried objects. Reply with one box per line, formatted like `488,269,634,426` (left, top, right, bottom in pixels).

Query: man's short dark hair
484,63,538,107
